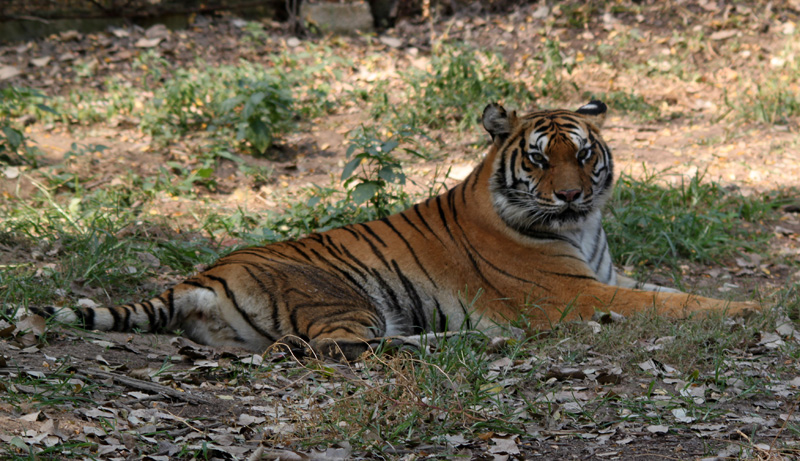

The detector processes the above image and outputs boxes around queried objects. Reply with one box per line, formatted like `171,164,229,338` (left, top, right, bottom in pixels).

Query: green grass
726,81,800,125
605,169,783,272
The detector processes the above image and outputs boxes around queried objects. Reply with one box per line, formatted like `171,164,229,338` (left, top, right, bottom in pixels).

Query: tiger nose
555,189,582,202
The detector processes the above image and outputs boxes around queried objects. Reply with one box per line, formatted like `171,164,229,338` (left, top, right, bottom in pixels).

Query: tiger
28,100,761,361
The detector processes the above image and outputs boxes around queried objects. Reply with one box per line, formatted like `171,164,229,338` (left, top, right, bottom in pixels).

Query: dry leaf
31,57,52,67
710,30,738,40
646,424,670,434
135,37,164,48
0,65,22,80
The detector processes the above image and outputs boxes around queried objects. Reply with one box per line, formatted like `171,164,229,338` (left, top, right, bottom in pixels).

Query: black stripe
459,179,468,206
183,280,208,289
378,218,438,288
557,122,580,131
120,305,131,331
337,246,403,318
434,195,456,241
446,189,458,225
399,211,426,238
312,248,368,284
392,260,426,334
470,162,484,192
355,227,393,269
461,246,502,295
140,300,158,330
360,223,387,247
435,299,446,332
342,226,361,240
283,242,315,263
323,234,342,255
590,238,608,269
496,149,508,188
587,225,604,263
166,289,175,327
539,270,597,280
205,274,277,342
108,306,121,331
242,265,282,337
412,203,447,247
76,307,95,330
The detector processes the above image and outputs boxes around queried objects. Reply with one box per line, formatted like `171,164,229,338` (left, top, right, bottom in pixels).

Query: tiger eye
530,153,545,163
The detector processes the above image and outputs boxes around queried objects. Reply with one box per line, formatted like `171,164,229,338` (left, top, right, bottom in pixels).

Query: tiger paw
726,301,763,318
310,337,373,362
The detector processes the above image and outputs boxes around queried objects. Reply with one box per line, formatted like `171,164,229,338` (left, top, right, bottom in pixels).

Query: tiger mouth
547,206,590,224
557,208,587,219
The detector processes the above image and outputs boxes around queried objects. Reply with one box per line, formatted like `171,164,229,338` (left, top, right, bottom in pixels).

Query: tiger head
482,100,613,234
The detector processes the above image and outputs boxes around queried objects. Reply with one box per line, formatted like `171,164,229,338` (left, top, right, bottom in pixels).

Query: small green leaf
352,182,379,204
244,92,267,119
1,126,23,149
378,165,401,183
213,149,243,163
196,168,214,179
381,139,399,153
341,157,362,180
220,95,245,113
247,119,272,153
36,103,58,115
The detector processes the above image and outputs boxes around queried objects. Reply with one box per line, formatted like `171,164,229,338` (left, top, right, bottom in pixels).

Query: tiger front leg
533,280,762,326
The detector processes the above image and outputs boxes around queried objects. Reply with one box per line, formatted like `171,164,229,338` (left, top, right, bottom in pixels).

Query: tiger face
483,101,614,233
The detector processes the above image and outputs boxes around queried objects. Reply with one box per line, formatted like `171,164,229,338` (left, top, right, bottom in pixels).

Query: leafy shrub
248,125,434,243
0,87,54,166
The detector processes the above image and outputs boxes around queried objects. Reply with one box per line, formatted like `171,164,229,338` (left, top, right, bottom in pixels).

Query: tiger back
30,100,760,360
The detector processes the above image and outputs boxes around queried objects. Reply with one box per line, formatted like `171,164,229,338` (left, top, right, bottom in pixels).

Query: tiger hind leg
192,260,389,361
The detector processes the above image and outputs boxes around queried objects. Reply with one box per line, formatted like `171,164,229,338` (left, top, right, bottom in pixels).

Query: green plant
217,77,294,154
605,169,780,271
535,39,578,100
392,45,531,131
0,87,54,166
342,125,425,218
731,81,800,124
63,142,109,161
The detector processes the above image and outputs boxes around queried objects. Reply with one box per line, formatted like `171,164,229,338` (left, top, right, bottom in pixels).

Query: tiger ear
575,100,607,128
482,103,517,145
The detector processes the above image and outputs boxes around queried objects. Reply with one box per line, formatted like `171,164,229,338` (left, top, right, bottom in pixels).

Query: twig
78,368,210,405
